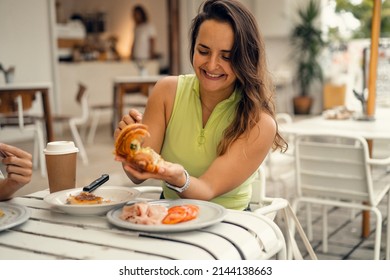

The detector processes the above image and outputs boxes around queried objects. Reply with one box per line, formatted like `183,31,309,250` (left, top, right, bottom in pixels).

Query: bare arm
179,113,276,200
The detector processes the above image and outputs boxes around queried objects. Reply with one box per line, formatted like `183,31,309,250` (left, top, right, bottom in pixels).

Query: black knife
83,174,109,192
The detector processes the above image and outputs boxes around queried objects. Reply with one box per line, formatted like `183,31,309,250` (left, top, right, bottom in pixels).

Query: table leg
40,89,54,142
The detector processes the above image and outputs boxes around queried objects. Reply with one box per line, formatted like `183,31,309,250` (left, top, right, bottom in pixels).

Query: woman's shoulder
148,76,178,104
155,74,196,91
154,75,178,91
257,111,277,138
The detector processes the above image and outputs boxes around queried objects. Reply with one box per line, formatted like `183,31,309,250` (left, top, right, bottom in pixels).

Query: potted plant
290,0,326,114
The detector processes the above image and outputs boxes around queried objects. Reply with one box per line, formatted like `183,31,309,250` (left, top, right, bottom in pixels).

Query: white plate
0,202,30,231
44,186,140,216
107,199,227,232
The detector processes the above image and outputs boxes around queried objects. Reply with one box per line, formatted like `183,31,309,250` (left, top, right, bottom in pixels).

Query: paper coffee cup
44,141,79,193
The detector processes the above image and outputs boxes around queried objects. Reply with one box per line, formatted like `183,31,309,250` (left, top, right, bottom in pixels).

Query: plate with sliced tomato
106,199,227,232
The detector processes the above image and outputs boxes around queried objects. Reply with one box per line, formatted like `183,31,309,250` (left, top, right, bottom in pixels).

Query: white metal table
0,190,285,260
280,108,390,140
279,107,390,238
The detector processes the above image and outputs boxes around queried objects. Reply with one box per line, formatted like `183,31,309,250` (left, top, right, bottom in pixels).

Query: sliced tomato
162,207,186,224
162,204,199,224
162,213,185,224
181,205,199,222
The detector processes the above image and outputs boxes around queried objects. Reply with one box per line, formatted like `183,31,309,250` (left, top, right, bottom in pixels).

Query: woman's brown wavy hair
189,0,287,155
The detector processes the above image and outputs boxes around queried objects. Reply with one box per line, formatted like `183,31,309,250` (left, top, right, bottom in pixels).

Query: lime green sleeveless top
160,74,256,210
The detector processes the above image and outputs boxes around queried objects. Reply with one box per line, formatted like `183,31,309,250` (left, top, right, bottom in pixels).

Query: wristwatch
165,170,190,193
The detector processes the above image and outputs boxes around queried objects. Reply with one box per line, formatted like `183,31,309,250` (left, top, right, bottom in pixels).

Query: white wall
0,0,54,85
0,0,57,141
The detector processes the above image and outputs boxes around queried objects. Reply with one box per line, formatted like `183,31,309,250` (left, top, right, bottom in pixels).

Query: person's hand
114,109,143,140
115,154,186,186
0,143,32,190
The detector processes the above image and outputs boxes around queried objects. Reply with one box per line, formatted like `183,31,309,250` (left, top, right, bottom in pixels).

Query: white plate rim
43,186,140,215
0,202,30,231
106,199,227,232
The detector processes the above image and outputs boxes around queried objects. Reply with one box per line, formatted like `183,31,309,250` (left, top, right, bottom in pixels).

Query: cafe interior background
1,0,389,179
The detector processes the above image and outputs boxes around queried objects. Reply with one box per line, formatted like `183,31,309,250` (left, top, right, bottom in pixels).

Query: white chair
372,139,390,174
87,103,111,145
264,113,295,198
251,166,317,260
0,93,46,177
53,83,89,165
292,132,390,260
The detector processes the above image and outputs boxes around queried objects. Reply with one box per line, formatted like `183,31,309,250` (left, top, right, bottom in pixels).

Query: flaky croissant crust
115,124,163,173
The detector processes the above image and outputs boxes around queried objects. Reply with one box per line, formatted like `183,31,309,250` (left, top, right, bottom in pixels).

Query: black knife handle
83,174,109,192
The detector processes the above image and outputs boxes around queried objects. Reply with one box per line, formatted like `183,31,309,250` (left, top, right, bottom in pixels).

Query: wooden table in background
112,75,166,132
0,82,54,142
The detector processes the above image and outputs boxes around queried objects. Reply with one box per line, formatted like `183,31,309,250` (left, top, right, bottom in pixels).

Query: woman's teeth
205,72,221,78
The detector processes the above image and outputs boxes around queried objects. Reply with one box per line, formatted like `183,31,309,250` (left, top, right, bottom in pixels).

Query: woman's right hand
114,109,143,140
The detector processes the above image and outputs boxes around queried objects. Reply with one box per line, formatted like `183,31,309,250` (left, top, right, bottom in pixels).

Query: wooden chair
323,83,346,110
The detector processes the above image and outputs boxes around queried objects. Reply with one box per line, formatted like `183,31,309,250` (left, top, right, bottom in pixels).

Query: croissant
115,123,163,173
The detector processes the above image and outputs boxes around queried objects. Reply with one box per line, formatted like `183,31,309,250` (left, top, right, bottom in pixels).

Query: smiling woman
114,0,287,211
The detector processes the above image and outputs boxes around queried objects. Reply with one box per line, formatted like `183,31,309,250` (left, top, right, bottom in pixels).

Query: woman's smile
193,19,236,95
201,69,225,79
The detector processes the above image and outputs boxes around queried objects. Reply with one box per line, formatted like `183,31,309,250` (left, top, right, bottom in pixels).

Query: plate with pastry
44,186,140,216
0,202,30,231
107,199,227,232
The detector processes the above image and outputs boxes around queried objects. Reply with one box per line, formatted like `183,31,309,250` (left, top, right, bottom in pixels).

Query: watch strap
165,169,190,193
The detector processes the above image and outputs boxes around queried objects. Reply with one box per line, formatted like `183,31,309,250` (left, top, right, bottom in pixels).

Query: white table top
280,108,390,140
0,190,285,260
0,82,52,90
